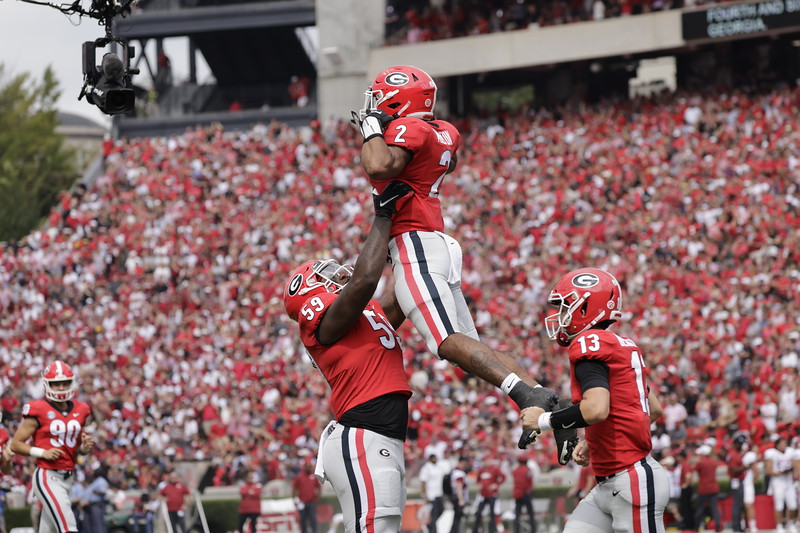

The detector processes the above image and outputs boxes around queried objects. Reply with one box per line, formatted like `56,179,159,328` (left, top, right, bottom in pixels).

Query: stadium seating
384,0,687,45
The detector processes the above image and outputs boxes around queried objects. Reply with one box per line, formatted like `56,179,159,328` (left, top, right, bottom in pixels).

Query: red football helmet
283,259,354,321
362,65,437,121
42,361,76,402
545,268,623,346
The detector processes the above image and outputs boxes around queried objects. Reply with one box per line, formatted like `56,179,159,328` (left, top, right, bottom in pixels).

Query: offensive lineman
11,361,94,533
521,268,669,533
351,65,576,461
283,182,412,533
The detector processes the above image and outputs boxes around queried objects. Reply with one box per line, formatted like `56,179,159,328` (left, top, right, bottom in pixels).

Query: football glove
553,398,580,466
516,385,559,450
351,110,395,141
373,180,413,219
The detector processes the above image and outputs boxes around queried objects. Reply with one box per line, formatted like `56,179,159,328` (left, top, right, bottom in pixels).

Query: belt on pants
595,457,649,483
47,469,74,480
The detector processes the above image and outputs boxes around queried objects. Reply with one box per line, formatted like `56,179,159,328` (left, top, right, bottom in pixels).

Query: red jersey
298,292,411,418
159,482,190,512
695,457,720,495
0,427,8,448
22,399,92,471
477,465,505,498
727,449,745,481
292,472,321,503
568,330,651,477
371,117,460,237
512,464,533,500
239,482,262,514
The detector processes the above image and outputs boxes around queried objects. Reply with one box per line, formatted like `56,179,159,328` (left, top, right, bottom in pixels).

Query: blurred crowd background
0,81,798,505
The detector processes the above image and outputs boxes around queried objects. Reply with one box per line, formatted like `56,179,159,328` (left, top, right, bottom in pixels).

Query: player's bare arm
11,416,65,461
0,445,13,474
579,388,610,424
317,182,411,345
377,286,405,330
79,432,94,455
447,152,458,174
571,440,591,467
361,142,412,181
647,390,663,423
317,216,394,344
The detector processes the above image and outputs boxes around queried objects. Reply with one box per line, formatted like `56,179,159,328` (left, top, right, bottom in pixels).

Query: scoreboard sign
682,0,800,40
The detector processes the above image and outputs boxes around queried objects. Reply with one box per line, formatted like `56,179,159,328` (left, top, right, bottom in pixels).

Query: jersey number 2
49,419,82,448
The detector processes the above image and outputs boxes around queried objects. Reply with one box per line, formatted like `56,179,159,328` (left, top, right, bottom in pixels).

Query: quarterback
521,268,669,533
11,361,94,533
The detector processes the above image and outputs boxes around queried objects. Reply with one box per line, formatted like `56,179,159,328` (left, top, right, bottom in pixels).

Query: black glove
373,180,412,219
351,110,395,141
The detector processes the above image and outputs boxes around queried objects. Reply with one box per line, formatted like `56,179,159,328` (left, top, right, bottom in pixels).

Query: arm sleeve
574,359,610,393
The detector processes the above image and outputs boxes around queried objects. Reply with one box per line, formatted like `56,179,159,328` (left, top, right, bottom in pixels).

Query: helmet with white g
545,268,623,347
361,65,437,121
42,361,76,402
283,259,353,321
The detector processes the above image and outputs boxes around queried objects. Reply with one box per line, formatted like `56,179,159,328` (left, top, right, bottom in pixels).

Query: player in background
742,447,759,533
351,64,576,461
283,182,413,533
512,454,536,533
10,361,94,533
449,456,470,533
765,436,796,533
520,268,669,533
0,414,13,475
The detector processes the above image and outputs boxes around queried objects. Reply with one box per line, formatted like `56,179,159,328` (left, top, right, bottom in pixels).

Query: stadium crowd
384,0,708,45
0,82,799,506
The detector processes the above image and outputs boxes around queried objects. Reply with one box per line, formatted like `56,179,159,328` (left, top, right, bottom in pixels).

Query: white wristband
537,412,553,432
30,447,45,458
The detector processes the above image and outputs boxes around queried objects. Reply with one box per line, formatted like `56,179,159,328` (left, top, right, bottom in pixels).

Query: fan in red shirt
238,471,262,533
11,361,94,533
293,462,322,533
159,471,191,533
693,445,722,532
512,455,536,533
521,268,669,533
353,64,574,461
472,460,505,533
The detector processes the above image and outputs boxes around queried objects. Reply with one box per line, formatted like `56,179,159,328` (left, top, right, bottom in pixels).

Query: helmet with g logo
42,360,76,402
283,259,353,321
361,65,437,121
545,268,623,346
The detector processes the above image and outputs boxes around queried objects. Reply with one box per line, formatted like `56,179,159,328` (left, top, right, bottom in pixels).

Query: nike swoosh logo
379,195,400,207
612,491,620,497
562,421,576,429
